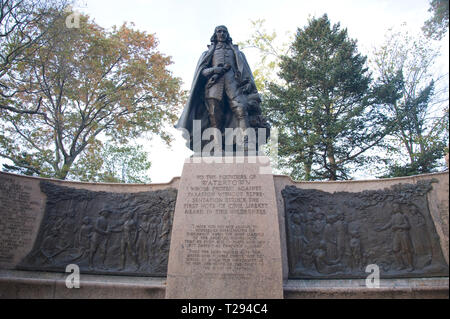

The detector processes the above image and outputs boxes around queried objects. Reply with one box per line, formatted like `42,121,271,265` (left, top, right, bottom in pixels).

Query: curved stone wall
0,172,179,275
274,172,449,279
0,171,448,281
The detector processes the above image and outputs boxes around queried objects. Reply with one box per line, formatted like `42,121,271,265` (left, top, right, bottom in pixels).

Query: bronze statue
176,25,269,153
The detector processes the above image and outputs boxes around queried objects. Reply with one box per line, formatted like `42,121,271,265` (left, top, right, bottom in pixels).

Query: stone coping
0,171,180,187
1,170,448,186
284,277,449,299
1,270,448,299
0,270,166,299
274,171,449,184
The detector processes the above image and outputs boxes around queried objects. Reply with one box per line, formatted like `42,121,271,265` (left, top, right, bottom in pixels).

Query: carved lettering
184,224,265,273
0,177,38,264
184,174,268,216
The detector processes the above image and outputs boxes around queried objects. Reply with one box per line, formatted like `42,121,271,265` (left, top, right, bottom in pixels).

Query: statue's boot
237,118,256,153
206,99,220,128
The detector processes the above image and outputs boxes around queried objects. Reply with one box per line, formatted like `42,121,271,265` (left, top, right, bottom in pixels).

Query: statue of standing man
175,25,269,153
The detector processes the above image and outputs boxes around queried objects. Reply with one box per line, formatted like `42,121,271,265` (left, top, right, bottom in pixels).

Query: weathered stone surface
283,277,449,299
0,174,46,269
0,269,166,299
18,181,177,276
1,269,447,299
166,156,283,298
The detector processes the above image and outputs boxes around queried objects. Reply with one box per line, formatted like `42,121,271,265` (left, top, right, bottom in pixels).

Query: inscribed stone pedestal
165,156,283,298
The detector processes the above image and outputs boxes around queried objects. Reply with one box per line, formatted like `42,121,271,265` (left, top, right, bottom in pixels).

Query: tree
423,0,449,40
237,19,291,94
0,0,71,114
264,15,391,181
373,27,449,177
68,143,151,183
0,12,183,180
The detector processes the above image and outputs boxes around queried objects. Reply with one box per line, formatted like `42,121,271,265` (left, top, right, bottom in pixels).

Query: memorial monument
166,25,284,298
0,25,448,299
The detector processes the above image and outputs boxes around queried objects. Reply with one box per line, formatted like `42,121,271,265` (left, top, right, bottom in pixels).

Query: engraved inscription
184,224,265,273
178,173,271,278
184,174,267,216
165,158,284,298
0,177,39,264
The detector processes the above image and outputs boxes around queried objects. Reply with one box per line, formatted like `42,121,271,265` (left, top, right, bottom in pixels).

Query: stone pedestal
165,156,283,298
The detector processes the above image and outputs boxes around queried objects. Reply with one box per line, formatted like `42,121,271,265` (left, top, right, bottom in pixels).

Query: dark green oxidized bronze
175,25,269,152
282,179,448,278
18,181,177,276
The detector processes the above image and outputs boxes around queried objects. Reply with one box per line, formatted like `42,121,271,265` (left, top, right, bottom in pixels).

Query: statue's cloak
175,43,257,150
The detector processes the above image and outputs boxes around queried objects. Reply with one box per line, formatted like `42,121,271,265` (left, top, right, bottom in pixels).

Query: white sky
74,0,449,183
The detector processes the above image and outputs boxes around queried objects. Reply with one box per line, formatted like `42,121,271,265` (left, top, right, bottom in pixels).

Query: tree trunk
327,144,337,180
57,158,75,180
305,163,312,181
305,147,314,181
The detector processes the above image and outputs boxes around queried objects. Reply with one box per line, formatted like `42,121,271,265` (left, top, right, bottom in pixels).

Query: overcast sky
77,0,449,183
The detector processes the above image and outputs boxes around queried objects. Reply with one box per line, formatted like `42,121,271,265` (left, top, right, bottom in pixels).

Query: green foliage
372,26,448,177
1,0,72,114
0,10,184,180
237,19,292,93
423,0,449,40
69,142,151,183
264,15,391,180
